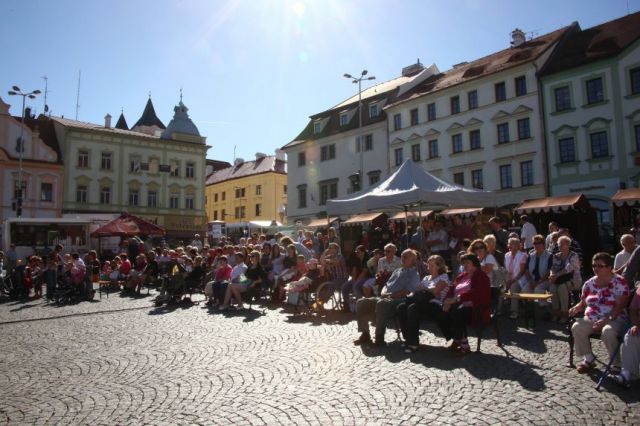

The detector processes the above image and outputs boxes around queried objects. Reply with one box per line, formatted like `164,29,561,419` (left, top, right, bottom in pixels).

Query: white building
52,97,210,240
384,27,573,207
282,61,439,222
539,12,640,224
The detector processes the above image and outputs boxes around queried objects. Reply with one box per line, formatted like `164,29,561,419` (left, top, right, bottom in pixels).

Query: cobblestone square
1,292,638,425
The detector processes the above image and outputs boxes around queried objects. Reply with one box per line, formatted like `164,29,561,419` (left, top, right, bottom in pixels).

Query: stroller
154,261,187,306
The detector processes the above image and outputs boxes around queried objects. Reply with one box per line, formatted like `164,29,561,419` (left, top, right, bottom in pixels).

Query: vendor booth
611,188,640,240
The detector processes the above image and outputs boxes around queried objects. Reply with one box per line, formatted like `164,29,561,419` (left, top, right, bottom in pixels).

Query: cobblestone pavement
1,291,639,425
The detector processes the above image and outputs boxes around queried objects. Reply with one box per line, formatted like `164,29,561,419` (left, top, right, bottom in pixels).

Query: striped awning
514,194,589,214
438,208,485,217
389,210,434,221
611,188,640,207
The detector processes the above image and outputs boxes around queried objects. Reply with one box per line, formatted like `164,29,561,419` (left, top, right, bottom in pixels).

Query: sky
1,0,638,163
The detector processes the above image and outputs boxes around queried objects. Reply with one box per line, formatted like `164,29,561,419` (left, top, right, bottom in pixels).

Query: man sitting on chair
610,287,640,388
353,249,419,347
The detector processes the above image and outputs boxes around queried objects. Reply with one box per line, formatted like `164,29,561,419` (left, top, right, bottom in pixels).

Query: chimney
234,158,244,167
24,107,32,118
255,152,267,161
104,113,112,128
511,28,526,47
275,149,286,161
401,59,425,77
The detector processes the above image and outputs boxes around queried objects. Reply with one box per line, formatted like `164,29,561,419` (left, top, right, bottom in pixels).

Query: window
350,174,361,195
450,96,460,115
631,67,640,95
256,185,262,195
497,123,510,144
148,190,157,207
186,162,195,178
283,185,287,194
169,193,179,209
320,144,336,161
369,173,380,186
393,113,402,130
222,191,226,201
468,90,478,110
427,103,436,121
520,161,533,186
451,134,463,153
495,82,506,102
586,77,604,104
313,121,321,134
221,209,226,219
394,148,403,166
298,186,307,208
76,185,87,203
515,76,527,97
234,206,246,218
16,136,23,153
339,113,348,126
499,165,512,189
453,172,464,186
319,182,338,205
410,108,419,125
298,152,306,167
255,203,262,216
411,144,421,162
185,196,194,210
428,139,438,158
517,118,531,140
469,130,481,150
130,157,141,173
235,187,246,198
40,182,53,202
635,125,640,152
558,137,576,163
129,189,139,206
356,134,373,152
78,150,89,168
170,161,179,177
471,169,483,189
100,186,111,204
554,86,571,112
369,104,379,118
101,152,112,170
213,210,218,221
590,131,609,158
214,193,218,203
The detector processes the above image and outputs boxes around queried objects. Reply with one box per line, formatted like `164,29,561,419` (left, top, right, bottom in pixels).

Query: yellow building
205,151,288,225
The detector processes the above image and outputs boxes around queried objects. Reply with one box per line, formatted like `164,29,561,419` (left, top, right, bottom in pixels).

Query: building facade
205,152,288,225
384,27,573,207
0,97,64,228
52,97,210,239
539,12,640,225
282,62,439,222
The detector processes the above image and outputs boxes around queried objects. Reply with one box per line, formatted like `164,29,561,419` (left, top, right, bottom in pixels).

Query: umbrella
90,213,165,238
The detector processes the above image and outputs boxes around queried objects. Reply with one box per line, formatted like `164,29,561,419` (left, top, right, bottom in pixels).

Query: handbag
555,272,573,285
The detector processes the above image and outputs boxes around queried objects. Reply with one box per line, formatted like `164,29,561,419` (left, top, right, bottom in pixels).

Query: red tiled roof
387,26,572,109
540,11,640,76
205,156,287,185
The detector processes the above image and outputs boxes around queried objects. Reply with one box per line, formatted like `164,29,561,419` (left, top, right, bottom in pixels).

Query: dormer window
313,121,322,134
340,113,349,126
369,104,379,118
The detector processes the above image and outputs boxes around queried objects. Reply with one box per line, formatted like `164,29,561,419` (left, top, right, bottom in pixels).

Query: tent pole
404,205,409,243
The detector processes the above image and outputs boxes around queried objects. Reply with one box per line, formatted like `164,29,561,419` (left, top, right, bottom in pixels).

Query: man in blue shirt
353,249,420,346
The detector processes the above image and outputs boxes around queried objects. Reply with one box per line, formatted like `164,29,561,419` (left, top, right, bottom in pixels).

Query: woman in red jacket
442,253,491,355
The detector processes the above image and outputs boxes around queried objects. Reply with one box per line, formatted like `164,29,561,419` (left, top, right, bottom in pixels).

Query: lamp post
8,86,41,217
343,70,375,192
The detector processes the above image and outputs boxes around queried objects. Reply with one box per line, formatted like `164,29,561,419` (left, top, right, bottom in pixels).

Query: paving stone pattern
1,292,639,425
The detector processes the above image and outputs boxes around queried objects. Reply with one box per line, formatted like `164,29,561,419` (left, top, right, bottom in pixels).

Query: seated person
504,237,528,319
277,253,307,302
359,249,383,297
219,252,248,310
397,254,451,353
208,256,232,307
353,249,419,347
440,253,491,355
569,252,629,374
184,255,206,294
320,243,349,298
610,286,640,388
118,254,132,282
124,254,147,293
524,234,553,313
362,243,401,297
341,245,370,312
285,258,321,295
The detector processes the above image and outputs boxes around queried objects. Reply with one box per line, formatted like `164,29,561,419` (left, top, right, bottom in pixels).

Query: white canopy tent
327,159,496,217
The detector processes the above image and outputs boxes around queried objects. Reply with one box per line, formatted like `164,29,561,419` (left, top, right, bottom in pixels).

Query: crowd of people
1,215,639,388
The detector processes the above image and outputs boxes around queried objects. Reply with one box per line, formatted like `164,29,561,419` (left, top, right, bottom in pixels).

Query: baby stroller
154,261,186,306
54,273,83,305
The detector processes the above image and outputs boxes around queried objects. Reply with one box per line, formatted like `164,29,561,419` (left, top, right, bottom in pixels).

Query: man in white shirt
425,220,449,257
545,221,559,252
519,215,537,251
191,234,203,252
615,234,637,273
505,237,529,319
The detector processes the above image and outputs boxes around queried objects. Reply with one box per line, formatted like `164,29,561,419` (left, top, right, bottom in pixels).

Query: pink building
0,97,63,223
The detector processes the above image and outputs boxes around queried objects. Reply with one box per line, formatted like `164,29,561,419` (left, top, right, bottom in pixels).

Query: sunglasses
592,263,608,269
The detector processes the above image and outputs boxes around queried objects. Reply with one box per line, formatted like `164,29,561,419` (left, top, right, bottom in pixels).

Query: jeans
212,281,228,303
356,297,402,340
341,277,367,310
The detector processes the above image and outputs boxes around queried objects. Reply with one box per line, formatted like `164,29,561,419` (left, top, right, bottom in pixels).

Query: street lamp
344,70,375,192
8,85,41,217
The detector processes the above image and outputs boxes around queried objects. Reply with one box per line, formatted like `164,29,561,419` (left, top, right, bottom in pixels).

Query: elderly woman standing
549,235,582,322
569,252,629,374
